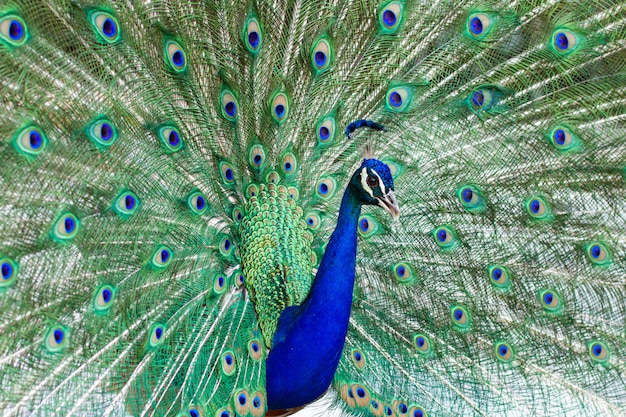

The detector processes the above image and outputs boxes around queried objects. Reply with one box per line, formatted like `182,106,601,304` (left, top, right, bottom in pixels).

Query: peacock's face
352,159,400,220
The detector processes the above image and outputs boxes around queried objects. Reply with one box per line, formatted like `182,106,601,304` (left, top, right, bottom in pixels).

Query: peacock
1,0,625,416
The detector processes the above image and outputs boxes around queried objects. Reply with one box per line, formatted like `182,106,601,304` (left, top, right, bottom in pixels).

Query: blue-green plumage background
1,0,626,416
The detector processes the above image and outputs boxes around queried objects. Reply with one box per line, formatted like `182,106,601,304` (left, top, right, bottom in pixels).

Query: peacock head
350,159,400,220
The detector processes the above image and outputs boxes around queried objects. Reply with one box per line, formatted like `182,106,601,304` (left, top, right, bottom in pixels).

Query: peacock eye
367,175,378,188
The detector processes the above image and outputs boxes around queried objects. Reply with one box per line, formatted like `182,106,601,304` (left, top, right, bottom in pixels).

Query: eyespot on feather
243,16,262,53
311,37,333,73
45,325,68,352
378,1,404,33
148,323,166,348
220,90,239,121
151,246,173,269
52,213,80,242
494,341,515,363
87,118,117,148
316,116,336,145
93,284,115,313
0,15,29,46
90,11,121,43
0,258,18,288
14,125,47,156
539,289,562,312
386,85,412,112
113,190,140,217
413,334,432,355
164,39,187,72
270,92,289,123
157,126,183,152
585,242,611,266
451,306,471,330
316,177,336,199
467,13,492,37
432,226,457,249
588,341,610,363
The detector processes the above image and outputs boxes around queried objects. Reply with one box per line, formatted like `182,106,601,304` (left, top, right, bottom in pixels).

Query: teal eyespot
585,242,612,266
45,325,68,352
249,144,266,169
456,185,486,213
250,391,265,416
414,334,432,355
113,190,140,217
539,289,562,313
87,118,117,148
221,350,237,376
93,284,115,313
52,213,80,242
311,36,333,73
248,339,263,360
232,271,245,288
494,341,515,363
219,162,236,185
186,406,203,417
148,323,166,348
386,85,412,112
157,126,183,152
525,196,552,221
242,16,262,54
351,349,366,370
378,1,404,33
219,235,234,257
186,191,207,215
89,11,121,44
232,206,244,223
0,258,18,288
451,306,471,330
287,186,299,199
306,212,321,229
271,92,289,124
316,116,336,145
281,153,297,175
408,405,428,417
551,29,579,54
14,125,48,156
234,389,250,415
151,246,173,269
358,215,379,237
213,273,227,295
382,158,405,179
433,226,457,249
246,184,259,198
488,265,511,290
392,262,414,284
467,13,492,37
0,14,29,47
164,38,187,72
220,90,239,121
266,171,280,184
548,126,580,152
316,177,336,199
588,341,609,363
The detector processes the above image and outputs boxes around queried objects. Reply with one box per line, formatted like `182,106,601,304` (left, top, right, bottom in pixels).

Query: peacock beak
377,190,400,221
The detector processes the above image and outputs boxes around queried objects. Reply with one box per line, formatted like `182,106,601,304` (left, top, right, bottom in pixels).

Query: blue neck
266,187,362,410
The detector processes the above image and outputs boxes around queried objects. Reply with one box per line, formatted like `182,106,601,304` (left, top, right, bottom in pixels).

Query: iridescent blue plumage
266,159,398,410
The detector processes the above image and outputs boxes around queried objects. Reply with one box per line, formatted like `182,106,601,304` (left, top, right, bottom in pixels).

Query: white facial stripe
360,169,374,198
360,168,386,198
375,171,386,195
